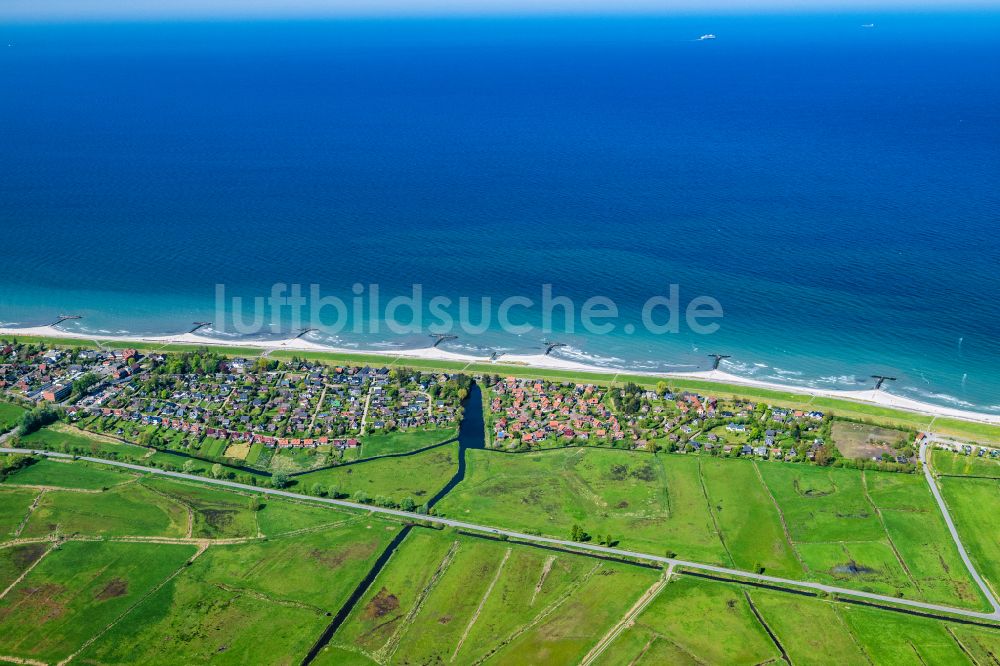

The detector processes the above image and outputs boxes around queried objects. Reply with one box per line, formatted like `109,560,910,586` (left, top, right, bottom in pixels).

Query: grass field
20,424,151,462
359,426,457,458
326,530,661,665
932,449,1000,478
938,476,1000,601
141,477,260,539
0,453,998,664
19,482,190,540
3,458,136,490
0,540,197,663
0,401,26,434
0,487,40,539
256,496,355,536
698,458,802,578
756,463,986,608
435,448,730,564
293,442,460,507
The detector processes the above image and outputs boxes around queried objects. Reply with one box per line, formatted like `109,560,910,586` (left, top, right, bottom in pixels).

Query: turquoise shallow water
1,14,999,412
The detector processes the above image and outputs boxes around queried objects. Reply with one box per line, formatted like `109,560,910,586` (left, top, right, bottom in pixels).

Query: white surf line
919,440,1000,614
4,446,1000,623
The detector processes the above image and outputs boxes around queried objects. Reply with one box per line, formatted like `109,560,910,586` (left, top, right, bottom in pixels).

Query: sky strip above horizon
4,0,1000,21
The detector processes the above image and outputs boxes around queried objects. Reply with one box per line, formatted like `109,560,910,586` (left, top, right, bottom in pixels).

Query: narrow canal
300,380,484,665
427,379,485,508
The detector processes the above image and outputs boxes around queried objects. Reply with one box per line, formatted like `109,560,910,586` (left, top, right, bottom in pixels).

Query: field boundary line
579,574,668,666
696,458,736,568
0,655,47,666
0,545,52,600
451,547,512,661
744,591,791,665
475,562,603,666
377,540,460,664
530,556,556,606
751,462,806,572
13,489,46,539
859,471,923,595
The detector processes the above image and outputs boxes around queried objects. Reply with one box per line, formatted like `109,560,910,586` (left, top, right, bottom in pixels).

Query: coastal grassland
596,575,779,665
938,476,1000,599
21,422,150,462
0,543,49,590
291,442,460,506
3,458,136,490
79,557,328,665
328,529,660,665
0,401,26,433
697,457,802,578
187,518,400,610
746,587,868,664
931,448,1000,478
256,495,354,536
0,540,196,663
433,448,730,564
0,487,41,538
756,463,986,609
140,476,259,539
359,426,457,458
18,482,189,539
837,602,982,664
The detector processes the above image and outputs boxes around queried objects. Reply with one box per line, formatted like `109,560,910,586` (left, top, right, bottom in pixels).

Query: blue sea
1,13,999,412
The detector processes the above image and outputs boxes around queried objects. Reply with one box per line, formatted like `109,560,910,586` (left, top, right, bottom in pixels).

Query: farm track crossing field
0,487,40,539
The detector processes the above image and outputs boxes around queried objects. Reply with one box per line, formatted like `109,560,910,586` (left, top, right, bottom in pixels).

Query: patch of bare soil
363,587,400,620
309,540,379,569
95,577,129,600
11,544,47,569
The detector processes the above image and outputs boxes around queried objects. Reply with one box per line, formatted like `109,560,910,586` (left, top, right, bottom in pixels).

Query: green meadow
0,401,26,433
0,456,997,664
293,442,460,506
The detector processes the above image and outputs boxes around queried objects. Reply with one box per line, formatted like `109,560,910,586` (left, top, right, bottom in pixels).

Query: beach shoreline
2,324,998,426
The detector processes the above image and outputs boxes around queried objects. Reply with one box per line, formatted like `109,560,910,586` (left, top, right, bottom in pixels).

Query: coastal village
0,342,465,469
4,340,996,472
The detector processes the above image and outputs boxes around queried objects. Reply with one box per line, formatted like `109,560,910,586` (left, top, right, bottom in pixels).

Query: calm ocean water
1,14,999,411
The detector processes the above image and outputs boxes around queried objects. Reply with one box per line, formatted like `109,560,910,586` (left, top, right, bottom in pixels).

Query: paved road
4,446,1000,623
919,438,1000,614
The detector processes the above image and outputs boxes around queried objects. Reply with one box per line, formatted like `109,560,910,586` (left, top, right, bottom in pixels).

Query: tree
248,496,263,511
311,482,327,497
211,463,223,479
182,459,196,473
272,471,290,489
400,497,417,512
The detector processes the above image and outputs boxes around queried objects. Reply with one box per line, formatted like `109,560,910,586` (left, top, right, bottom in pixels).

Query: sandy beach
2,324,998,426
